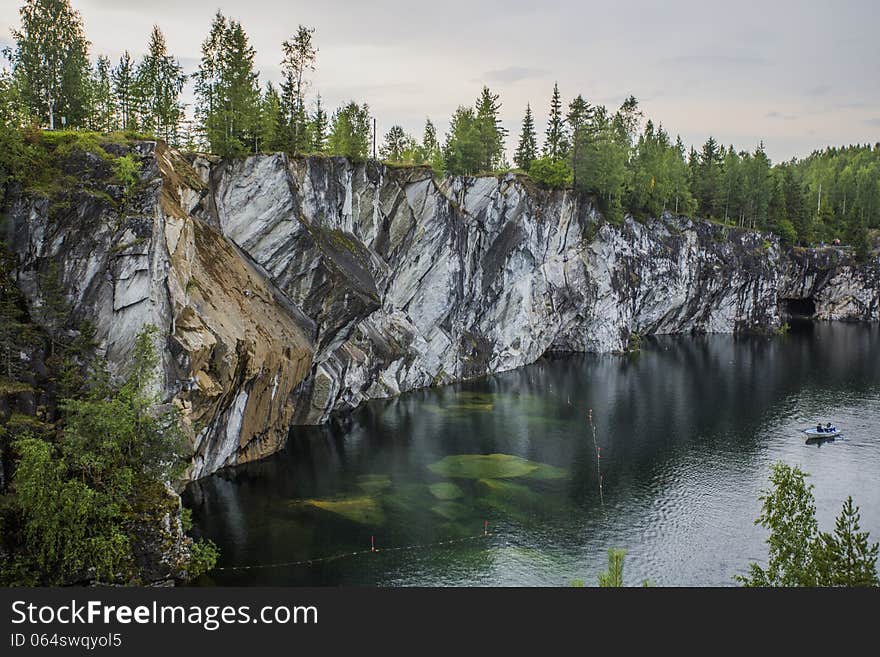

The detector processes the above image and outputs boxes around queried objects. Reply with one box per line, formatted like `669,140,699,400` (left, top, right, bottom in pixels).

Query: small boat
803,427,841,441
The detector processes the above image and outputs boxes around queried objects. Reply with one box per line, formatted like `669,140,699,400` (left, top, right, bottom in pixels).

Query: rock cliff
5,141,879,479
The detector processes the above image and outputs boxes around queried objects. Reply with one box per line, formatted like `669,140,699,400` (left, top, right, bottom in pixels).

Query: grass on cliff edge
4,128,149,200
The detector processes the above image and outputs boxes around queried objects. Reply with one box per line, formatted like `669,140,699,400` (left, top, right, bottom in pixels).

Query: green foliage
87,55,116,133
280,25,318,154
113,153,140,200
257,82,285,153
11,434,131,583
380,125,419,163
625,331,642,355
443,106,483,175
514,104,538,171
309,95,328,153
774,217,798,245
571,104,628,217
739,462,818,586
3,325,195,585
692,137,725,219
419,118,444,174
12,0,91,130
598,548,626,587
812,497,879,587
543,82,568,160
327,101,371,159
474,86,507,171
528,156,571,189
112,51,137,131
188,539,220,579
195,12,261,157
625,121,695,217
738,462,879,587
443,87,508,175
134,26,186,144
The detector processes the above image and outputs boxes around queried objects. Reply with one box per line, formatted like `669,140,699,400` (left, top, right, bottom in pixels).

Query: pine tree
195,14,260,157
422,118,438,154
88,55,115,133
612,95,642,145
598,548,626,587
420,118,444,173
112,51,137,131
194,12,226,150
474,86,506,171
36,261,71,359
257,82,284,153
309,95,328,153
514,104,537,171
566,94,592,185
135,26,186,143
443,106,483,175
280,26,317,153
694,136,724,219
813,496,879,586
12,0,91,129
380,125,416,162
543,82,567,160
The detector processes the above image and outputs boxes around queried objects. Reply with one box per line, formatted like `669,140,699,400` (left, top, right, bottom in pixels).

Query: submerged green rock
357,474,393,494
427,453,565,480
300,496,385,526
429,482,464,500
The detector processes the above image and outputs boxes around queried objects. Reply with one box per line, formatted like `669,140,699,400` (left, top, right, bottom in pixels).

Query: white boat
803,427,841,440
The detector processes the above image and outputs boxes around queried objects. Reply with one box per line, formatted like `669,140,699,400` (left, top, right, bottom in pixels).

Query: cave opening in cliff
780,297,817,322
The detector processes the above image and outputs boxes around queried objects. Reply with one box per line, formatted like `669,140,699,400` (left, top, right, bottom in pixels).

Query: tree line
2,0,878,252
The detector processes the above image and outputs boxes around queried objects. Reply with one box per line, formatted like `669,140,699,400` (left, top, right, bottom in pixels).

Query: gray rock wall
6,144,879,479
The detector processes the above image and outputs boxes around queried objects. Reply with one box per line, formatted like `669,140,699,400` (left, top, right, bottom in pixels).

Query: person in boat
816,423,823,432
826,422,835,432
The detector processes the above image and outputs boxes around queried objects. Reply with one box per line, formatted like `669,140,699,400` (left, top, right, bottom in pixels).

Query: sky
1,0,878,162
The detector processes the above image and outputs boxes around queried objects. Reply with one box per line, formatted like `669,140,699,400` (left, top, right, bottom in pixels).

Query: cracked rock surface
6,143,879,479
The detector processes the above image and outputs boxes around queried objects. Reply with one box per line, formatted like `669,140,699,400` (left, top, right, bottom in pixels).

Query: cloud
479,66,548,84
864,118,880,127
660,54,770,68
766,111,797,120
805,84,831,97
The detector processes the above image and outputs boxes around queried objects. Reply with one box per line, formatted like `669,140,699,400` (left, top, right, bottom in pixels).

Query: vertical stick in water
588,409,604,507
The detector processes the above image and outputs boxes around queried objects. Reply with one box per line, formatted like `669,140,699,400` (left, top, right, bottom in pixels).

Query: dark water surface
184,323,880,586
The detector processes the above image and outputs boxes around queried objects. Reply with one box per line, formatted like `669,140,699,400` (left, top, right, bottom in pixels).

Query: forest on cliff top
2,1,879,251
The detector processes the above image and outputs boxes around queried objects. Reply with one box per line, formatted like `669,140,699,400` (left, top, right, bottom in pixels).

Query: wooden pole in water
371,535,376,552
484,520,489,537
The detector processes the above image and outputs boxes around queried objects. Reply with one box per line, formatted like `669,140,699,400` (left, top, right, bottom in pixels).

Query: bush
188,539,220,579
4,326,192,585
738,462,879,587
528,157,572,189
113,153,141,200
774,218,798,245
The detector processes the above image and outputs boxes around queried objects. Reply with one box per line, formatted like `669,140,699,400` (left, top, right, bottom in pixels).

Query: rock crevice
7,143,879,479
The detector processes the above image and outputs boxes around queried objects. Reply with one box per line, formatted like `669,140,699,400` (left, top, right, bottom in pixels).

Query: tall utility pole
373,118,377,160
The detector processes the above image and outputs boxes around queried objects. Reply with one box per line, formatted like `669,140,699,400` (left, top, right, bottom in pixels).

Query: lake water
184,322,880,586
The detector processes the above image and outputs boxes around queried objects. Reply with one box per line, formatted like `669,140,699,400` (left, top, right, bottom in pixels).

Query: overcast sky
2,0,878,162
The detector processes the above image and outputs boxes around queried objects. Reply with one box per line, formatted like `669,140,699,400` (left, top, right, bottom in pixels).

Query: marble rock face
8,145,879,479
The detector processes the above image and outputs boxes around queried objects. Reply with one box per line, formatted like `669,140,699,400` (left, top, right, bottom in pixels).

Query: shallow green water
184,322,880,586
